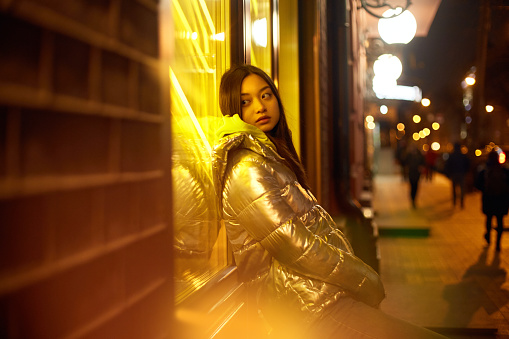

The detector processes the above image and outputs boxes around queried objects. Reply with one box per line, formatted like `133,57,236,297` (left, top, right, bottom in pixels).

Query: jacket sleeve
223,155,385,306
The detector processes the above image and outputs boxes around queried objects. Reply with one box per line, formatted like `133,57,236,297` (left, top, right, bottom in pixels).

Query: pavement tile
373,170,509,338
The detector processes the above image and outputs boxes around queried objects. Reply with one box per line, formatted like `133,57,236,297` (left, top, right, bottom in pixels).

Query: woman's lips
256,116,270,123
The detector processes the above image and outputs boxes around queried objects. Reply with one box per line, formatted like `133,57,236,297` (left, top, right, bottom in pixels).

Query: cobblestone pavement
373,172,509,339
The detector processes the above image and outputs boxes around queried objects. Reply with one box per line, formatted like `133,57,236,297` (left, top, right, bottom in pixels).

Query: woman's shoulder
214,132,279,162
213,132,282,185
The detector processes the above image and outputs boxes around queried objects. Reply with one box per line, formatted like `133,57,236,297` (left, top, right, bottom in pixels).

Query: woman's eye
262,93,272,99
241,99,249,106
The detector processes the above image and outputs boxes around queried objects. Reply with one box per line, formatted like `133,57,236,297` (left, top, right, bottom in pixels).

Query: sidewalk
373,171,509,338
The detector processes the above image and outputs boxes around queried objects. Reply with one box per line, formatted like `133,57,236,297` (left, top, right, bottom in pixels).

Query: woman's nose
254,99,266,113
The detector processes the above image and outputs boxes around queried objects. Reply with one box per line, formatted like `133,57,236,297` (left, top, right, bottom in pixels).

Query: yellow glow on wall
171,0,230,303
250,0,272,76
170,68,211,153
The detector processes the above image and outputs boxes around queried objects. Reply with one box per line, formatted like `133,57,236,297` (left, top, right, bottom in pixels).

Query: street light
358,0,412,19
378,8,417,44
465,76,476,86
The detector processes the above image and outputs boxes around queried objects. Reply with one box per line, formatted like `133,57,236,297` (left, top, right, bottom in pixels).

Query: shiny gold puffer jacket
213,128,385,330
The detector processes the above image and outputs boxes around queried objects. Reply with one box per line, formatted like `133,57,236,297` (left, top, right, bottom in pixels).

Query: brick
0,195,50,275
10,251,125,339
51,188,104,259
27,0,112,36
0,14,41,88
53,33,90,99
0,108,6,176
104,183,140,241
80,280,173,339
138,178,165,229
101,50,130,107
20,110,110,176
120,121,161,172
0,296,12,339
124,232,171,296
139,63,161,114
119,0,158,57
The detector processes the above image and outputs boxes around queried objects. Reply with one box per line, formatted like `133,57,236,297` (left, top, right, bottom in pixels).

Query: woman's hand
354,266,386,308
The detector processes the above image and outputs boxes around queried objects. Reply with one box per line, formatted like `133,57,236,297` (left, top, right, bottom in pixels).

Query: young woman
212,64,445,338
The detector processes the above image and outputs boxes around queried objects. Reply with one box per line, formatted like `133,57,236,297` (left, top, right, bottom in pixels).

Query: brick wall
0,0,174,338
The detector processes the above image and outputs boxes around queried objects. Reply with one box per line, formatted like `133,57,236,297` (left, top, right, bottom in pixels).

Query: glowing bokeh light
485,105,494,113
413,115,421,123
465,76,476,86
373,54,402,80
212,32,225,41
397,123,405,131
475,149,482,157
412,132,419,140
421,98,430,107
431,142,440,151
380,105,388,114
366,115,374,123
432,122,440,130
378,8,417,44
252,18,268,47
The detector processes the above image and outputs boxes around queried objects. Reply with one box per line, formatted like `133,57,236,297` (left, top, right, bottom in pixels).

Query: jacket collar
212,115,281,194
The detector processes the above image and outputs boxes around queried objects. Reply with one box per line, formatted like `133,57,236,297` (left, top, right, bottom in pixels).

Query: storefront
166,1,374,336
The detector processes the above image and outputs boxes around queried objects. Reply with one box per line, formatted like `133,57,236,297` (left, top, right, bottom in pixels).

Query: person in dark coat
475,150,509,251
405,143,425,208
445,143,470,209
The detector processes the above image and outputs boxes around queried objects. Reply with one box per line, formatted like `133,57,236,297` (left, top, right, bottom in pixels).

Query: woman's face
240,74,280,132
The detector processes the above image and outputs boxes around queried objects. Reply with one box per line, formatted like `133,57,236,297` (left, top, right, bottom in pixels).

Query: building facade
0,0,375,338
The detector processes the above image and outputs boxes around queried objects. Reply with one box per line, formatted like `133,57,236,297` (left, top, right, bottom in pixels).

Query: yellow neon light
198,0,216,34
190,0,210,54
172,0,212,72
170,67,212,154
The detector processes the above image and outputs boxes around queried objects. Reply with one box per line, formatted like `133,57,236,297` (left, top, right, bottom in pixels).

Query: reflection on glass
250,0,272,76
170,0,230,303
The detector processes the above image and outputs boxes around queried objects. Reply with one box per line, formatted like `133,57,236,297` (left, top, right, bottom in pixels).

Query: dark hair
219,64,310,190
487,150,500,168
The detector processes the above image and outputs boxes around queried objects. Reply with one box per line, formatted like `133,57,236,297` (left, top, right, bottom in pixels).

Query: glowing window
170,0,230,303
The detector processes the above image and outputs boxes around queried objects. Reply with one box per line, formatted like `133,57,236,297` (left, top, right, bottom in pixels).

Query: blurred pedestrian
425,149,438,181
475,151,509,251
444,143,470,209
396,140,408,182
405,143,425,208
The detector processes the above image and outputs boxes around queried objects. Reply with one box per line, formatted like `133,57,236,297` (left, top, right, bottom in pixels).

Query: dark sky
401,0,481,111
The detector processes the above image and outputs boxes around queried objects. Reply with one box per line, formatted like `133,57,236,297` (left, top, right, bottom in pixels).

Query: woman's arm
223,156,385,306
